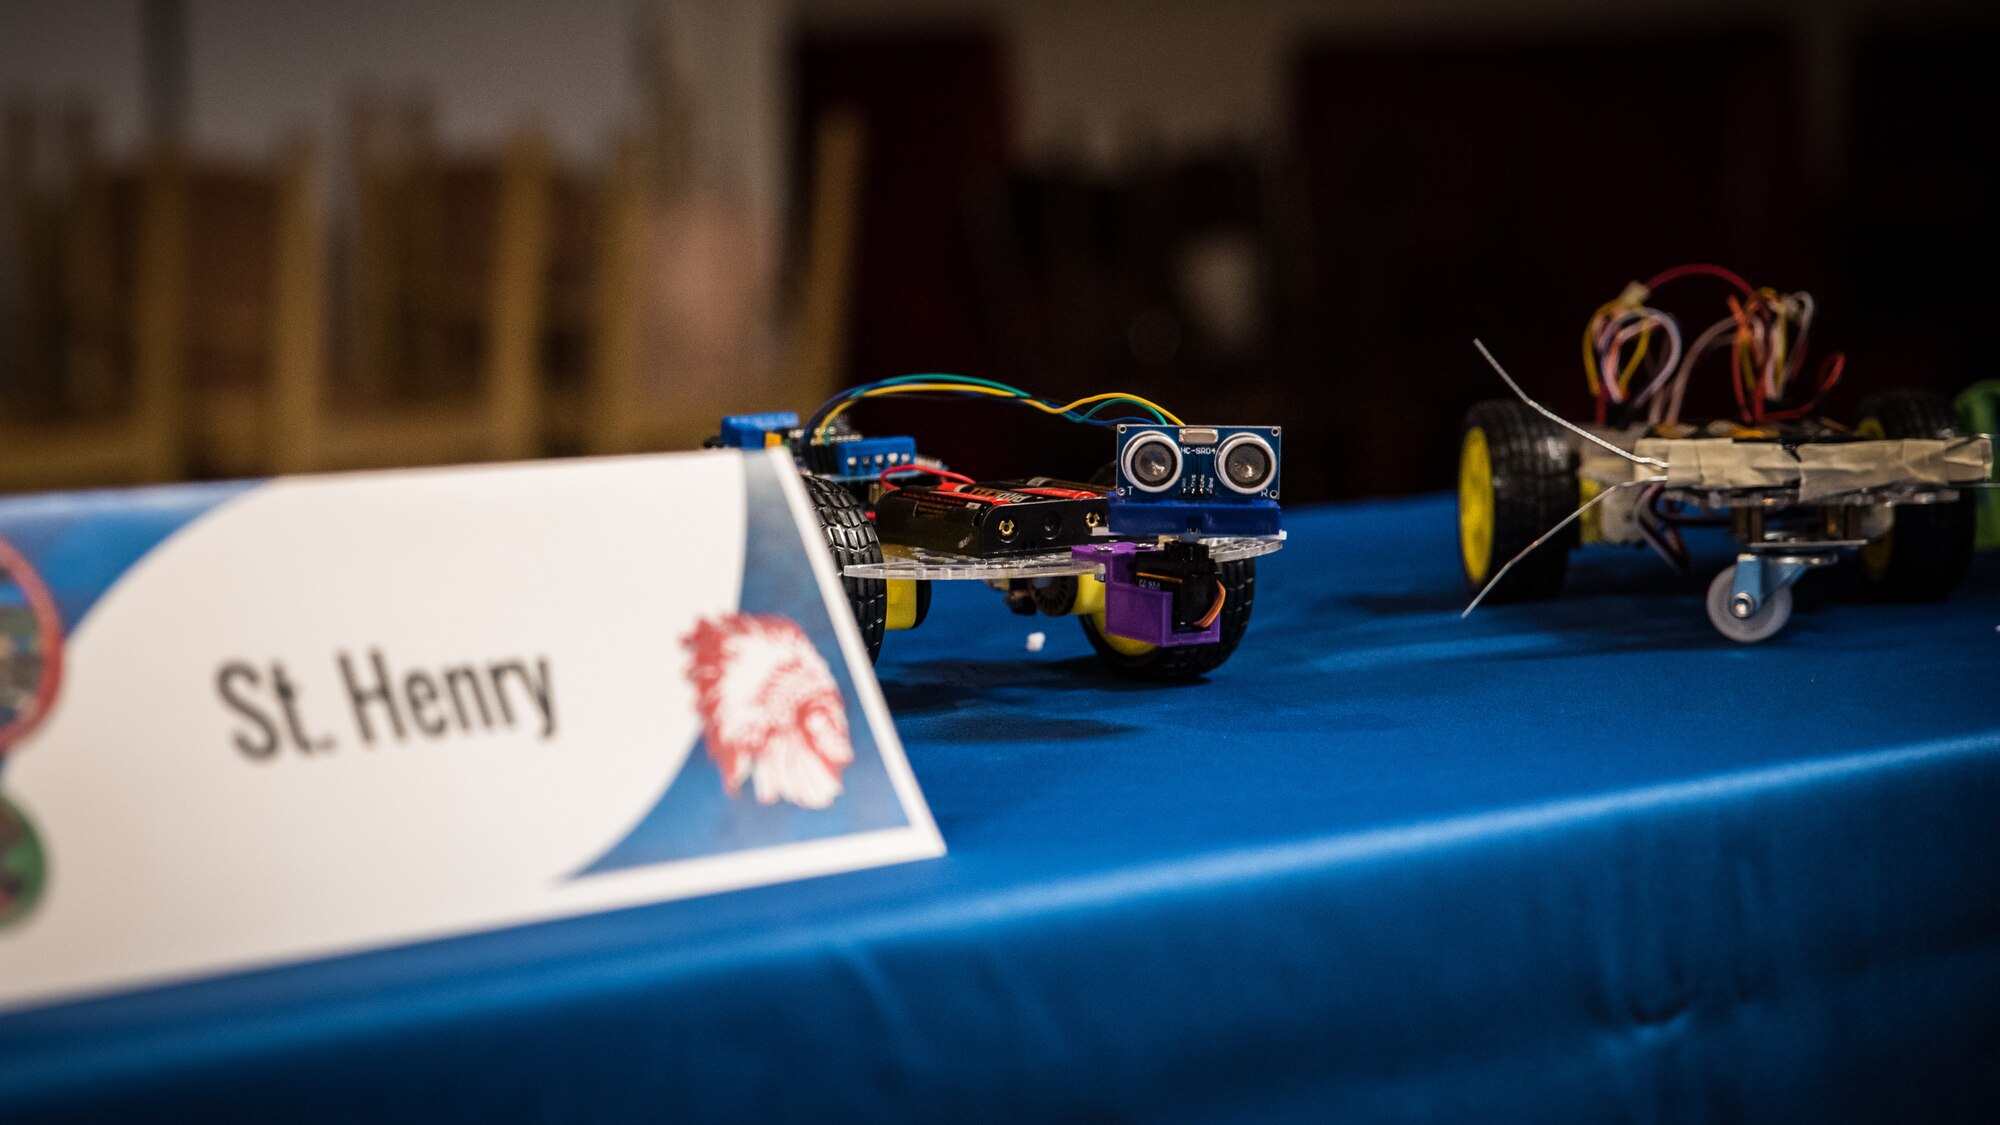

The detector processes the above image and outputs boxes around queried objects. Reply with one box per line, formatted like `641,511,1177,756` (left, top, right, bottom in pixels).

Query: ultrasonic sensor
1108,423,1283,537
1122,432,1183,492
1216,432,1277,494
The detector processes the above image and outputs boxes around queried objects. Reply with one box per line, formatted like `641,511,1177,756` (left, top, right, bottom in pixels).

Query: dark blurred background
4,0,1998,500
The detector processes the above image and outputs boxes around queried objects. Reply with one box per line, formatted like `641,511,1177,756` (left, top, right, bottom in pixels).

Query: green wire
889,374,1171,423
820,373,1169,428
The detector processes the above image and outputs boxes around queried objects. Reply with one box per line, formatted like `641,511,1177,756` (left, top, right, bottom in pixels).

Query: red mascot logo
682,613,854,810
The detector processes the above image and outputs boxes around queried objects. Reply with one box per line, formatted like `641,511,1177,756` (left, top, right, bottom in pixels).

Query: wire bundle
1583,289,1684,423
1583,263,1847,427
805,374,1183,444
1720,288,1846,423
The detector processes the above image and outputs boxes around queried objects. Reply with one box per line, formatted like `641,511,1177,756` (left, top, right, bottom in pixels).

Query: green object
1955,381,2000,550
0,792,45,928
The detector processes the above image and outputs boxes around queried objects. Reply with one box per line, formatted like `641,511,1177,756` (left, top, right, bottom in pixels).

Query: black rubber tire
1081,557,1255,681
1857,389,1977,601
803,475,888,661
1459,399,1578,602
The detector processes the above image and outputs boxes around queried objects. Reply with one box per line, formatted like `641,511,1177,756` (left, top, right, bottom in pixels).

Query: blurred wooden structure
793,108,866,415
545,109,863,456
0,106,186,492
541,129,652,455
2,94,867,493
197,124,552,474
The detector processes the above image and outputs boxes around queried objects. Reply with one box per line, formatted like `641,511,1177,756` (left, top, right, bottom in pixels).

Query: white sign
0,449,941,1011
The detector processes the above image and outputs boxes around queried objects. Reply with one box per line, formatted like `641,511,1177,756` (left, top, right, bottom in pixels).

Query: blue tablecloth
2,495,1996,1122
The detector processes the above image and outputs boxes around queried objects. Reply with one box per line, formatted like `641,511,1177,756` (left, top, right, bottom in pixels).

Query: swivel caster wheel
1706,564,1793,643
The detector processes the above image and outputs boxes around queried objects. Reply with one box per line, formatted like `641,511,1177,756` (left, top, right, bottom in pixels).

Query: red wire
1645,262,1755,297
1761,353,1848,422
877,465,975,491
1615,264,1839,424
1725,294,1771,424
0,534,64,756
1594,264,1752,421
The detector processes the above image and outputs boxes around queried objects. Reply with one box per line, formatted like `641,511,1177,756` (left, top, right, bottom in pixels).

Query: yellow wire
1753,288,1786,399
814,384,1014,440
1614,328,1653,396
1046,392,1185,425
1583,299,1656,401
1770,321,1788,396
1581,301,1619,395
812,384,1183,441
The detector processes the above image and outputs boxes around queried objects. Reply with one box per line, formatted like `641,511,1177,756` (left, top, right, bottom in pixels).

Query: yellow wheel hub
885,579,921,631
1459,426,1496,583
1577,477,1605,544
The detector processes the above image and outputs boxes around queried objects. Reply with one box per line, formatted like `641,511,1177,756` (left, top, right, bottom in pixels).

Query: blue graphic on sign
0,481,258,633
574,454,910,875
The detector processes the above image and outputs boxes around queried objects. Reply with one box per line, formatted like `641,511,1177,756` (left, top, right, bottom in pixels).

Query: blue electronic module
1106,424,1282,537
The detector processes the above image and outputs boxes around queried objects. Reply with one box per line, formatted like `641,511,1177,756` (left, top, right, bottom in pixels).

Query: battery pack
874,482,1109,557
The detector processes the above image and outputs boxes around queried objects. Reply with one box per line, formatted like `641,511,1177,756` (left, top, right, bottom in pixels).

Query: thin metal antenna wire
1472,338,1667,468
1461,477,1667,618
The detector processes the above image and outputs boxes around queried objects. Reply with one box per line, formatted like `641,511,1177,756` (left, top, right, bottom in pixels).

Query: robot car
1458,264,1992,642
710,376,1285,679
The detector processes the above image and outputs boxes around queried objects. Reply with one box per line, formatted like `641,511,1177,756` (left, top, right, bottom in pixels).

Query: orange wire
1196,581,1227,629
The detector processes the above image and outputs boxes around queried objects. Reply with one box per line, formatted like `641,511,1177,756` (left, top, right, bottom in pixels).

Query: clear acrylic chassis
843,534,1286,580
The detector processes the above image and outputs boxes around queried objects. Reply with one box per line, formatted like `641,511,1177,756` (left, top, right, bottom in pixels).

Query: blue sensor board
1107,423,1282,536
826,435,920,479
